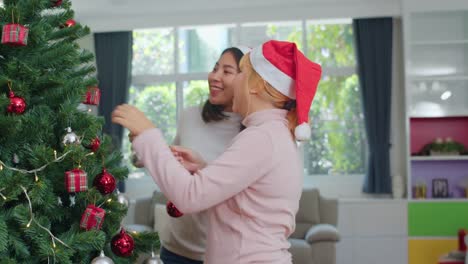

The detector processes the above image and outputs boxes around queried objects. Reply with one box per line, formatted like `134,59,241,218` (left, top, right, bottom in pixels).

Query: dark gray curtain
94,31,133,192
353,18,393,194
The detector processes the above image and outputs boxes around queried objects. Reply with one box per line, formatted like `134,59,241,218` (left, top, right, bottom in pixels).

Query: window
124,19,366,178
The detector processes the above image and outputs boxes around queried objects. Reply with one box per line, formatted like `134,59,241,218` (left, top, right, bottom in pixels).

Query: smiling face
207,51,239,111
232,59,250,117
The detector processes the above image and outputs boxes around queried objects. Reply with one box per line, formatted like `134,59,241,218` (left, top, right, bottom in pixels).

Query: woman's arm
133,128,273,214
112,104,273,213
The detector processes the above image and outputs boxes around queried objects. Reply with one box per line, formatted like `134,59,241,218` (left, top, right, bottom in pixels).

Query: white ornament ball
144,251,163,264
91,251,114,264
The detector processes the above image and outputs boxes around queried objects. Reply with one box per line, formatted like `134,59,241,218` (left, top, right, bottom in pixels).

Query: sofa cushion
291,188,321,239
305,224,340,243
288,238,312,263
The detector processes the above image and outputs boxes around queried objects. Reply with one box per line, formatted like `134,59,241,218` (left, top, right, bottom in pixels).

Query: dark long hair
202,47,245,123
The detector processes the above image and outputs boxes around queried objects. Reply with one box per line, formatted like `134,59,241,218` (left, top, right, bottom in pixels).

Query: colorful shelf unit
410,117,468,156
411,160,468,199
403,2,468,263
409,117,468,200
408,202,468,264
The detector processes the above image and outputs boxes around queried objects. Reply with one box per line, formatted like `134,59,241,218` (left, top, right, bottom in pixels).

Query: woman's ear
249,88,259,95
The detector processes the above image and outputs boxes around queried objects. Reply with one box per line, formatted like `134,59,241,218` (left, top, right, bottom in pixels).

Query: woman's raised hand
170,145,207,174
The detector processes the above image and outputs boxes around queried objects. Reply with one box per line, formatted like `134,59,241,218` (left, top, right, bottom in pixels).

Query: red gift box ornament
65,168,88,193
83,86,101,105
2,24,29,46
80,204,105,231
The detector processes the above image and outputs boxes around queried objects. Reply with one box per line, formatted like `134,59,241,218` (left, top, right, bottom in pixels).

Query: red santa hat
249,40,322,141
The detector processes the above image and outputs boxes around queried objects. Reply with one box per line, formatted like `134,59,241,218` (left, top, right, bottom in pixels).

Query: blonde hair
240,55,298,139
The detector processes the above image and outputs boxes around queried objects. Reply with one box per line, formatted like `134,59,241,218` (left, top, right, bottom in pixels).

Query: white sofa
125,188,340,264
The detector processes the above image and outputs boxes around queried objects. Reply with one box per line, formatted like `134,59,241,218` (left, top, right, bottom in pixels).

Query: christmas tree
0,0,159,263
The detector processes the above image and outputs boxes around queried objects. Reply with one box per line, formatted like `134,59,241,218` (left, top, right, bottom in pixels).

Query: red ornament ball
87,137,101,152
64,19,76,27
7,91,26,114
166,201,183,218
93,169,116,195
52,0,62,7
111,228,134,257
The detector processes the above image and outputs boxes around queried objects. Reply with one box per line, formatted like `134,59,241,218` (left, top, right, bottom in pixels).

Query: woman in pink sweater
112,40,321,263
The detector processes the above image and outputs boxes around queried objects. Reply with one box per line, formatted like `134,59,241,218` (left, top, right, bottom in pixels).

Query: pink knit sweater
133,109,302,264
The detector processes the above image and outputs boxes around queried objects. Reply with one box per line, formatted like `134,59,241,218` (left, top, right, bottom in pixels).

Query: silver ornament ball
91,251,114,264
63,127,80,146
130,150,144,168
144,251,163,264
116,190,129,207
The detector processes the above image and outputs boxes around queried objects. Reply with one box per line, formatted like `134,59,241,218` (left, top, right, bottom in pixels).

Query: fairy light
53,150,57,160
20,186,34,228
0,188,6,200
20,185,71,250
0,150,72,175
97,198,112,208
34,172,39,182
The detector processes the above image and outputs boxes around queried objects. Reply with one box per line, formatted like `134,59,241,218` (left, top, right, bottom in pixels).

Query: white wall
76,34,95,55
337,199,407,264
73,0,402,32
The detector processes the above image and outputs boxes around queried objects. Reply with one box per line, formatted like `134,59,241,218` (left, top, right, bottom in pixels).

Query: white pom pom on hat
249,40,322,141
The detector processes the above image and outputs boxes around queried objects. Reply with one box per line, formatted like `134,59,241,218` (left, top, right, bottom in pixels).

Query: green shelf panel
408,201,468,237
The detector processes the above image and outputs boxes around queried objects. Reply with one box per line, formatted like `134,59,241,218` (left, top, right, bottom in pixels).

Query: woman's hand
170,146,207,173
112,104,156,137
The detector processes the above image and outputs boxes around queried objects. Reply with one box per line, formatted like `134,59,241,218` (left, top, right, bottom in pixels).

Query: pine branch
0,215,8,253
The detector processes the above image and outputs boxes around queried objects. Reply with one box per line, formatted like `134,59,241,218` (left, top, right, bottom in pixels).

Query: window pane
183,80,209,109
132,28,175,75
122,83,177,177
240,21,302,49
306,21,356,67
304,75,366,175
178,25,236,73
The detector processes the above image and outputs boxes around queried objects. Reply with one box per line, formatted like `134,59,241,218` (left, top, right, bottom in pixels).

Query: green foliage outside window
128,22,366,176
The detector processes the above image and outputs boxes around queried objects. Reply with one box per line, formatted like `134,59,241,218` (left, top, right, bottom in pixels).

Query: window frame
129,19,363,178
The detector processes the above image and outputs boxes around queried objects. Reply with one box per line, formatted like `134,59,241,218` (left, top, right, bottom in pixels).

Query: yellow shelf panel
408,239,458,264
